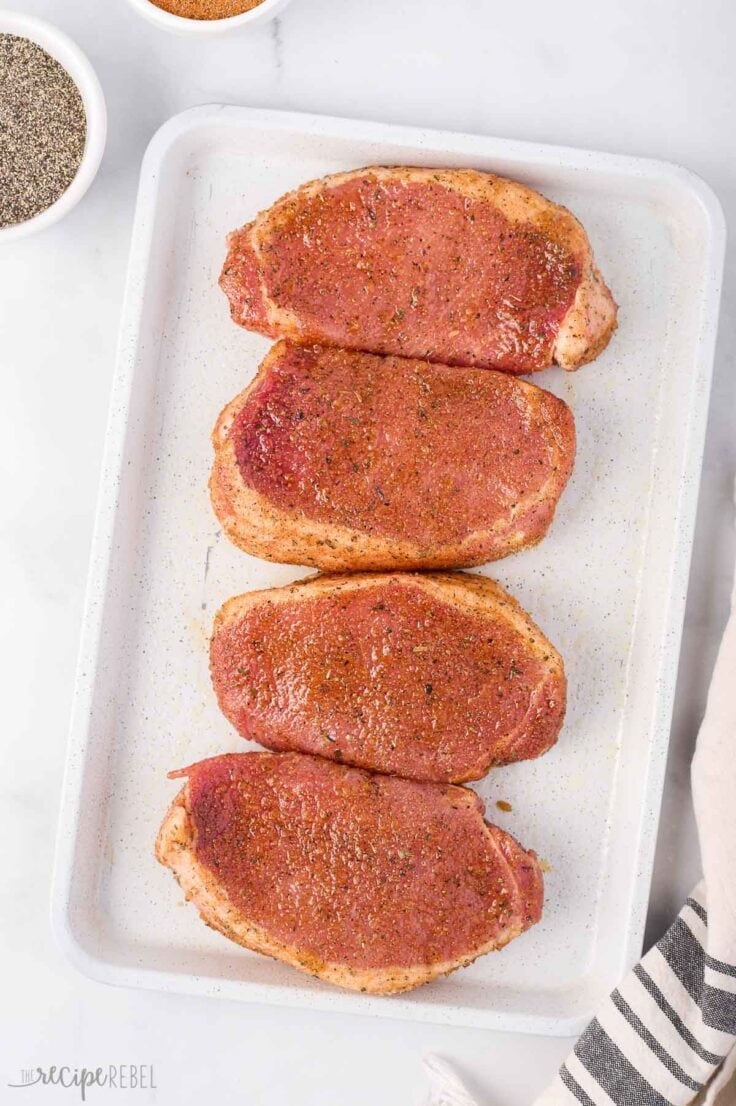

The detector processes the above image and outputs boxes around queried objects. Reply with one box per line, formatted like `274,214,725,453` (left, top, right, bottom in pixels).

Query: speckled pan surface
51,107,725,1036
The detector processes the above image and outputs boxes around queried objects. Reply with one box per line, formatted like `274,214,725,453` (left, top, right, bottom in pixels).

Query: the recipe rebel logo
8,1065,156,1100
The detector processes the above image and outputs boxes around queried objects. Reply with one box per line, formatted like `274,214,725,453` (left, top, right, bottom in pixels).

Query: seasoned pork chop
156,752,544,994
210,572,566,782
210,341,576,571
220,166,617,374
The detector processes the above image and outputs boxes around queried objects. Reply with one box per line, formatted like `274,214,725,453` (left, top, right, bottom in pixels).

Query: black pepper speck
0,34,87,228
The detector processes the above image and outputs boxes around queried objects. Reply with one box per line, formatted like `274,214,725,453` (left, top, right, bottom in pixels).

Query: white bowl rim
0,12,107,242
125,0,293,35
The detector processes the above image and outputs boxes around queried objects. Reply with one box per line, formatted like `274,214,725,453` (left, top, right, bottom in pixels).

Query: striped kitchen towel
536,518,736,1106
427,514,736,1105
535,881,736,1106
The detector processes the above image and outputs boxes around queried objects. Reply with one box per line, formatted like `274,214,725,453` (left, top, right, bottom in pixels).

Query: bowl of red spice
0,12,106,242
127,0,293,34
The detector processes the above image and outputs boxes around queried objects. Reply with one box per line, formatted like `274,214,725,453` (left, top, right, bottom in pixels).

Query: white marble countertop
1,0,734,1101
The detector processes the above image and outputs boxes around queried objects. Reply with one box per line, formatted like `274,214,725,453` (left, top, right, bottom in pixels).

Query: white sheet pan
52,106,725,1035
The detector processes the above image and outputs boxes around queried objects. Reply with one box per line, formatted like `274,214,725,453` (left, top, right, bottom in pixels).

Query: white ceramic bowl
0,12,107,243
126,0,293,35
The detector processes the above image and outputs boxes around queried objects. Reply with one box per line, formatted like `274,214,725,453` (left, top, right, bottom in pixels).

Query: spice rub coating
155,752,544,994
210,341,576,571
220,166,617,374
210,572,566,782
147,0,263,17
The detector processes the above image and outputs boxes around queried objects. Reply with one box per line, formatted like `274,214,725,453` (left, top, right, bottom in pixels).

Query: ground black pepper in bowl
0,33,87,229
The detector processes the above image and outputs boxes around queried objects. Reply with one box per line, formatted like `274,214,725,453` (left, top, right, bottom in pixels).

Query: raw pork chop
156,752,544,994
209,341,576,570
210,572,566,782
220,166,616,374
